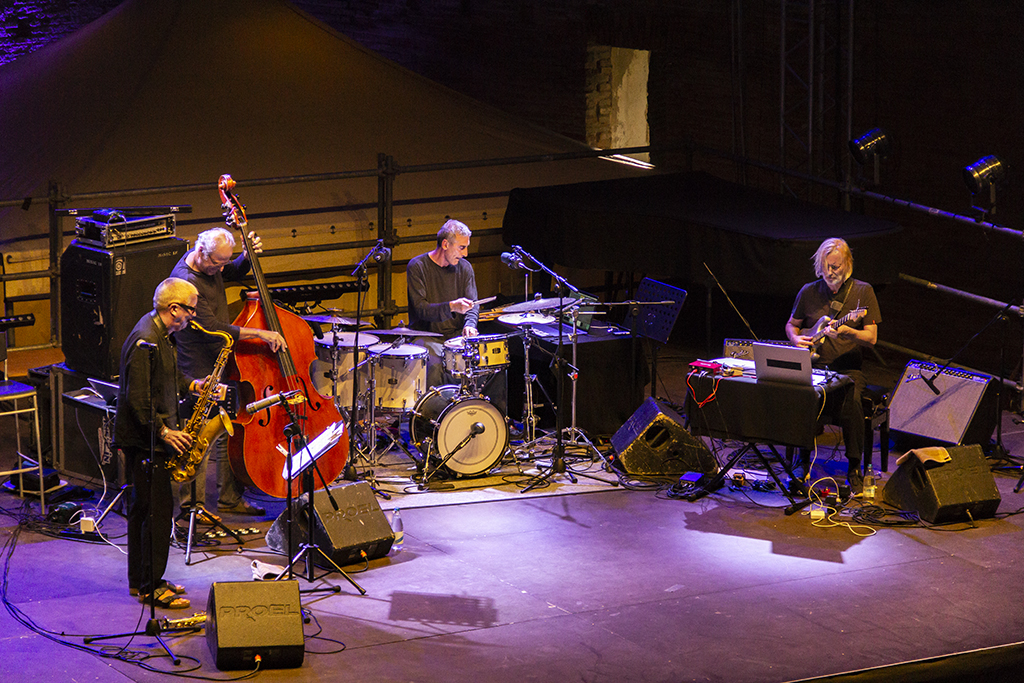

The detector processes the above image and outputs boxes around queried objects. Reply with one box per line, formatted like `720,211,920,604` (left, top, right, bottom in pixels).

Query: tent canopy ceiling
0,0,640,244
502,171,903,295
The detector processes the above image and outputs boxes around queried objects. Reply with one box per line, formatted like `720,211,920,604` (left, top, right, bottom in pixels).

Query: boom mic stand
509,247,582,493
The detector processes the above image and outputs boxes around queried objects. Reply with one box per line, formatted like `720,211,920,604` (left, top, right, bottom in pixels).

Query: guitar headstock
218,174,247,229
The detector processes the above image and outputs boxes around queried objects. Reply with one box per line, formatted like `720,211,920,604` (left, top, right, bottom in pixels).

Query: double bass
219,175,348,498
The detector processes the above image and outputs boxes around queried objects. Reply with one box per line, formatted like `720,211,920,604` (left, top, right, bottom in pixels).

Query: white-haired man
170,227,285,516
785,237,881,493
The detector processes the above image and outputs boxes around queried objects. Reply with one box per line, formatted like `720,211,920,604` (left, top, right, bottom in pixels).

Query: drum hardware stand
276,405,363,595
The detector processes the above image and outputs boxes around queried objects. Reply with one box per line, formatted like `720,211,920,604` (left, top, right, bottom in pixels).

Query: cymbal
373,326,443,337
303,313,359,327
502,297,577,314
498,312,555,326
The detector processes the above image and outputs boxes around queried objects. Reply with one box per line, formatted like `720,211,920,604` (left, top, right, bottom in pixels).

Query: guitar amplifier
722,338,793,360
888,360,998,446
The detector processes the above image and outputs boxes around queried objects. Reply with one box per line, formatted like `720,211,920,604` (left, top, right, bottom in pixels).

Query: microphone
373,245,392,262
136,339,157,349
246,389,302,413
501,252,525,270
470,422,485,436
921,373,941,396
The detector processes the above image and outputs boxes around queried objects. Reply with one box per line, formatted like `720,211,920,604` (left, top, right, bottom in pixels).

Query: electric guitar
801,307,867,361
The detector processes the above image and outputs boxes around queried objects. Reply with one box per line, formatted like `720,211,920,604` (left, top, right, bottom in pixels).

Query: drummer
406,219,480,389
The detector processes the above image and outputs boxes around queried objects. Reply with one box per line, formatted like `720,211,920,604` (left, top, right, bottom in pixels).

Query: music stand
276,418,365,595
620,278,686,398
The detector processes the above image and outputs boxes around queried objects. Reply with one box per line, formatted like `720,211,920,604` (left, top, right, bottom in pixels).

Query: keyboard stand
685,441,811,515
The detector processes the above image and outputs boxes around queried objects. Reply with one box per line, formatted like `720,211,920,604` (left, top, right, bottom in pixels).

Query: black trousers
125,446,173,594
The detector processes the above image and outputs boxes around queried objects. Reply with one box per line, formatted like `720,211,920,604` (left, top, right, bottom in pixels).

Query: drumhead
368,342,428,358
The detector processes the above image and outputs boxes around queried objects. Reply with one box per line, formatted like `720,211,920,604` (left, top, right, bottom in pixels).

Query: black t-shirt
789,277,881,371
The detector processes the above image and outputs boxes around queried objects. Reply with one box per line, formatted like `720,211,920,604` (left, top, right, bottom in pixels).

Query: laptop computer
752,342,821,386
87,378,120,406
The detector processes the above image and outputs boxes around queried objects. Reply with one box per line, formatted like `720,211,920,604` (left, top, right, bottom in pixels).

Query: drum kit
302,293,600,485
304,314,517,482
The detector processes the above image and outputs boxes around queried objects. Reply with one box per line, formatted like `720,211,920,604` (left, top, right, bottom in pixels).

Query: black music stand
276,414,365,595
620,278,686,399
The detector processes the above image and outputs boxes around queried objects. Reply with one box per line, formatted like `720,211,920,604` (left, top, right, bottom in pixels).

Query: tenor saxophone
168,321,235,483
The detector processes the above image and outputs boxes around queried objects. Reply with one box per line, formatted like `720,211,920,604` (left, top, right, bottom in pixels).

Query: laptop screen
752,342,815,386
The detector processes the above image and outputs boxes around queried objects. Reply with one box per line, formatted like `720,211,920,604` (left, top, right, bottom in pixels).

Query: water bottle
390,508,404,552
863,465,876,501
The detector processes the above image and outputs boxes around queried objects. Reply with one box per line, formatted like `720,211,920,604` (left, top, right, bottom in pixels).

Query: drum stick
471,296,497,306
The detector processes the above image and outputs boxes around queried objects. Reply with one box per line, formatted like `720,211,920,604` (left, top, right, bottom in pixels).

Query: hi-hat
503,297,576,314
373,326,443,337
303,313,359,326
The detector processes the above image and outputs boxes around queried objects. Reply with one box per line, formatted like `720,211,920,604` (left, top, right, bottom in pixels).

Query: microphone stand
85,344,191,660
276,399,364,595
342,243,389,499
511,247,580,493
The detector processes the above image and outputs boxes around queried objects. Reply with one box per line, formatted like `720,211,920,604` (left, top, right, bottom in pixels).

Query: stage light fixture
848,128,890,166
963,155,1006,195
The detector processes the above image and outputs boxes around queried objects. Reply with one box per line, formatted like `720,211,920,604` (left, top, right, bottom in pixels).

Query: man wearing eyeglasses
785,238,881,494
170,227,286,517
115,277,201,609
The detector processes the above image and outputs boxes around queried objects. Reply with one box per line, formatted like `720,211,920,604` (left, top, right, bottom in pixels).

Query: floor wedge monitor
881,444,1000,523
611,397,716,476
206,580,304,670
266,481,394,569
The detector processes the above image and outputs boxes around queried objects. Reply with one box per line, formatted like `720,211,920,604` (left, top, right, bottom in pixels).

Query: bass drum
408,385,509,476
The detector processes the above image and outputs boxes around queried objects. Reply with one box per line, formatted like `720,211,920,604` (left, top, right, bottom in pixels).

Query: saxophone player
115,278,205,609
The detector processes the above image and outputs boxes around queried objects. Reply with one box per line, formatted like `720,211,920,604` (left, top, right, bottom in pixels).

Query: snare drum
408,385,509,476
309,331,379,400
369,343,428,412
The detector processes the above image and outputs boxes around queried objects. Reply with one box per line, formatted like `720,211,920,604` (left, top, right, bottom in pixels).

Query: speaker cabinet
888,360,997,446
206,580,304,670
266,481,394,569
611,398,717,476
60,237,188,379
881,444,1000,523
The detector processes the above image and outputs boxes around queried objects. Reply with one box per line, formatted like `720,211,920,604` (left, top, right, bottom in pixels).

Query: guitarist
785,238,881,494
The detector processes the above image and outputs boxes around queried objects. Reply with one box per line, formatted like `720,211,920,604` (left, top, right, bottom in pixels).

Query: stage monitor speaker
881,444,1000,523
60,237,188,379
887,360,998,446
611,397,717,476
266,481,394,569
206,580,304,670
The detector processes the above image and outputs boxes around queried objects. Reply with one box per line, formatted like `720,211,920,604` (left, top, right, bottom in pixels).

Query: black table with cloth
685,369,852,451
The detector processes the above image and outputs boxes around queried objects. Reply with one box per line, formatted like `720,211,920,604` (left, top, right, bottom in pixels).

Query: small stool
862,384,890,474
0,332,46,513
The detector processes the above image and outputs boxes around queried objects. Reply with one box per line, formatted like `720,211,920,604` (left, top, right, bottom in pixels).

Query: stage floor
2,348,1024,682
